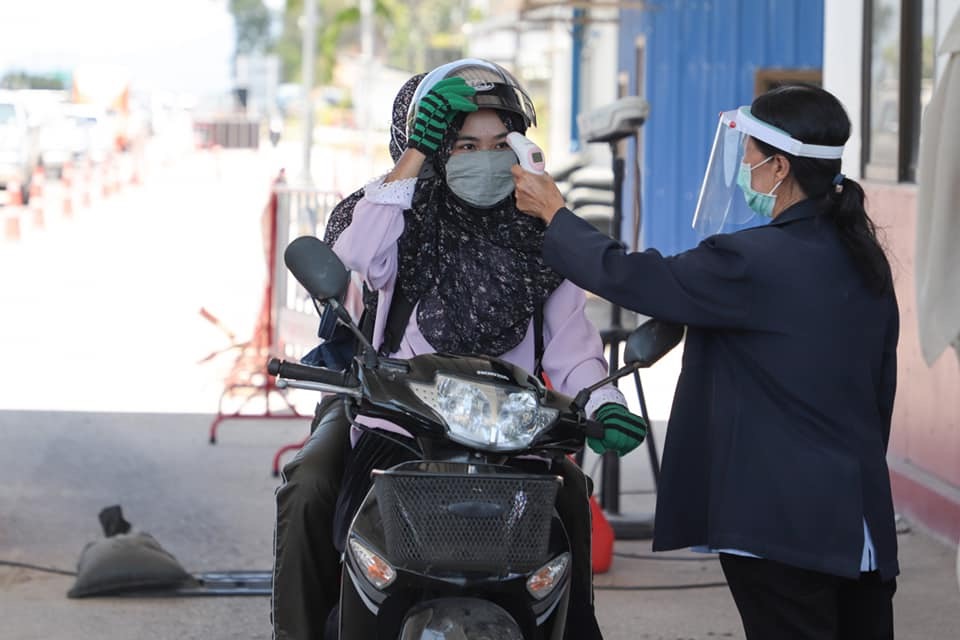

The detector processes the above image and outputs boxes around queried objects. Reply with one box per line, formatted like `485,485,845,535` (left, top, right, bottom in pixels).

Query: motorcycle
269,235,683,640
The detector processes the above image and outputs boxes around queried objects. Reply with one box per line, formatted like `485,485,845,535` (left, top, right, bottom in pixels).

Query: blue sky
0,0,238,96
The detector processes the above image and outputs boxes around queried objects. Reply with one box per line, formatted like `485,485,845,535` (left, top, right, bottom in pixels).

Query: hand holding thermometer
506,132,546,174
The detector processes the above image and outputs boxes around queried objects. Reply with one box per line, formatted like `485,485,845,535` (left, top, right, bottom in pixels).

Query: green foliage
228,0,273,55
1,71,66,90
272,0,479,85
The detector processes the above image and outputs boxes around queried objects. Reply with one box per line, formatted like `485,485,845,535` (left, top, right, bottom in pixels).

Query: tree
228,0,274,56
271,0,474,85
273,0,393,85
0,71,66,90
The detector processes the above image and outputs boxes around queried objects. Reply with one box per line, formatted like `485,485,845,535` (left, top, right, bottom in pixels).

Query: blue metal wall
618,0,824,255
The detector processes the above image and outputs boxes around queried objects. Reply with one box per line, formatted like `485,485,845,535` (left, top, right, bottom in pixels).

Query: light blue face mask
736,155,783,218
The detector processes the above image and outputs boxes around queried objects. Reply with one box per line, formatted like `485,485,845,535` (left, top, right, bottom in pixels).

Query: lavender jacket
333,176,624,442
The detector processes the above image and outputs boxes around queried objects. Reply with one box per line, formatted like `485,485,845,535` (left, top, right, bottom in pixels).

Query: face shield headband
691,106,846,238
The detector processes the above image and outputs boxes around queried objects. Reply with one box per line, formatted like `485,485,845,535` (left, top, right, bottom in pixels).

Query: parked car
63,104,115,165
0,91,39,203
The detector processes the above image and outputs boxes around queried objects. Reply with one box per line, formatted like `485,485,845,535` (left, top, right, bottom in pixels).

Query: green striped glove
588,403,648,456
407,77,478,155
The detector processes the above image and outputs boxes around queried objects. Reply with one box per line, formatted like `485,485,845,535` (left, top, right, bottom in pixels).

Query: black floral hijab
326,73,563,357
396,110,563,356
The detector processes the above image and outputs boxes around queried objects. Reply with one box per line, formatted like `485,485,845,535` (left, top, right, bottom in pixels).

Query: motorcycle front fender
399,598,524,640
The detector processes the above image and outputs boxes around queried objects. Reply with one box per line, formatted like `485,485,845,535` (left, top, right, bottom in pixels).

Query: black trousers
272,397,349,640
272,398,602,640
720,553,896,640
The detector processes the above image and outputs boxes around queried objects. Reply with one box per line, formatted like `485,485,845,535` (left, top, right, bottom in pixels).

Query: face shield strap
723,107,845,160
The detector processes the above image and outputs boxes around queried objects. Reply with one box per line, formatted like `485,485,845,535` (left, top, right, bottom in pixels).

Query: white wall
548,19,574,164
578,7,620,167
823,0,865,180
936,0,960,82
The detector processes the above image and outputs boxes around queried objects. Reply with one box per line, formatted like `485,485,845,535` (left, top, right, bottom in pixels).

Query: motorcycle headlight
409,375,559,451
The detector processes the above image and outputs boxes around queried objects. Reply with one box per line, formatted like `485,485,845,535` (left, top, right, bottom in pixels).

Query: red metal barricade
205,169,343,475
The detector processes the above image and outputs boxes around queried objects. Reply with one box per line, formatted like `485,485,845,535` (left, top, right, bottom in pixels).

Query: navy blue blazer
544,200,899,580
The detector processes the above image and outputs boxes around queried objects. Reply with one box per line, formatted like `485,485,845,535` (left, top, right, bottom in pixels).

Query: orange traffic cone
62,162,74,217
29,165,45,229
101,158,111,197
3,209,21,242
5,177,24,241
7,177,23,207
81,159,93,208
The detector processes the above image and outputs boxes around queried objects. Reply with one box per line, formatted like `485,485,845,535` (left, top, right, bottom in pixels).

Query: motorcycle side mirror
571,318,684,413
283,235,376,364
623,318,685,368
284,236,349,301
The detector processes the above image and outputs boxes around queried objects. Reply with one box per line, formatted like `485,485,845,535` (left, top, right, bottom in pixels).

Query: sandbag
67,505,196,598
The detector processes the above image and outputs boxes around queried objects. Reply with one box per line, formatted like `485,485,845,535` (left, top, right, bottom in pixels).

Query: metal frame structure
206,170,344,476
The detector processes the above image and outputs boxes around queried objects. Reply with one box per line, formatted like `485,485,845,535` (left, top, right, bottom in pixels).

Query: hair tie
832,173,845,194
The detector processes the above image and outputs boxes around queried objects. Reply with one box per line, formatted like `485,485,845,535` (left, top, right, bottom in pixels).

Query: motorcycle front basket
373,470,560,574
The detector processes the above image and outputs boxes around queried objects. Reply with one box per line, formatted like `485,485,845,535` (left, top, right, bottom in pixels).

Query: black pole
633,369,659,485
600,145,626,514
596,140,657,539
600,348,622,513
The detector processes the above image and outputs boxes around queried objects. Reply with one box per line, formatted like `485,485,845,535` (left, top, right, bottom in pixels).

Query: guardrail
271,186,344,361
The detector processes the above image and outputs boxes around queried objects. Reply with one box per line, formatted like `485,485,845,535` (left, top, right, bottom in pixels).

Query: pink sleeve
332,196,405,291
541,280,625,413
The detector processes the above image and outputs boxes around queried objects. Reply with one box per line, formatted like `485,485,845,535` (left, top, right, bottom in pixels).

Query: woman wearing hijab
273,60,646,640
514,84,899,640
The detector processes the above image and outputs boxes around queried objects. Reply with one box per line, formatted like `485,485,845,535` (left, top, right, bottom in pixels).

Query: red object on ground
205,170,308,469
590,495,615,574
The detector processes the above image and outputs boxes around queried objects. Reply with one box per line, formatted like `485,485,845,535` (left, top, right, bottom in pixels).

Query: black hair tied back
751,85,892,295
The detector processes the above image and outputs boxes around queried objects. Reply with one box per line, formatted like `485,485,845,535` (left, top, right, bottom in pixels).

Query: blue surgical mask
445,150,517,208
736,156,783,218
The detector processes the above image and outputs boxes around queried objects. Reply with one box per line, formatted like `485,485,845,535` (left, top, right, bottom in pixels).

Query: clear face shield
691,107,845,238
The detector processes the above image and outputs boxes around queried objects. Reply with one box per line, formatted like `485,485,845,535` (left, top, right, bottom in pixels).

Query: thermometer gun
506,132,546,174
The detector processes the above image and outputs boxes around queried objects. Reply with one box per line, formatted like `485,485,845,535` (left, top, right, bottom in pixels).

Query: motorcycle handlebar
267,358,350,387
583,420,606,440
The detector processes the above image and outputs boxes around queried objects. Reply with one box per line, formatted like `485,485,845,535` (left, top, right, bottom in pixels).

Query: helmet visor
407,58,537,136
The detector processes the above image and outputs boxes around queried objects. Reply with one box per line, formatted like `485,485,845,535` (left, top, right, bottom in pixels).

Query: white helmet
406,58,537,137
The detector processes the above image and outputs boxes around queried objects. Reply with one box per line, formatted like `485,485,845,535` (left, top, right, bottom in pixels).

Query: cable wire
0,560,76,576
614,551,719,562
596,581,728,591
